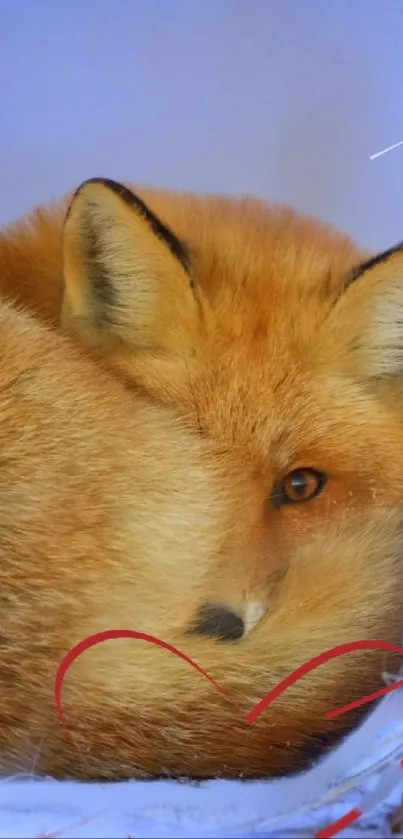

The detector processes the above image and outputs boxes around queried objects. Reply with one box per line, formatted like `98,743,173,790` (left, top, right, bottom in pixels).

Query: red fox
0,178,401,780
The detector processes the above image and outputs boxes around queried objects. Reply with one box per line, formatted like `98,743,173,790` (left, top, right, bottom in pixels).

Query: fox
0,178,402,781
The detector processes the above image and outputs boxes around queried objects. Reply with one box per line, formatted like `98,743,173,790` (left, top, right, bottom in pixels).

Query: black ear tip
65,177,191,275
65,177,130,223
72,177,128,202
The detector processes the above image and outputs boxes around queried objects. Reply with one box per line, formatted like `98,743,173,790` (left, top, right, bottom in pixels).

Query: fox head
1,178,402,781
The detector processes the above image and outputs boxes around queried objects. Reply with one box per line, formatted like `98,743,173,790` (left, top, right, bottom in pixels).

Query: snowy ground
1,686,402,839
0,775,402,839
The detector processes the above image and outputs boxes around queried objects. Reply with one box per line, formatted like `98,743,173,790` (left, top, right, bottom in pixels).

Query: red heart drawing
54,633,403,839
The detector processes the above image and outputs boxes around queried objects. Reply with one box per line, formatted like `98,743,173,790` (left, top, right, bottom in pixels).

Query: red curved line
326,677,403,719
246,639,403,724
54,629,228,742
315,807,362,839
54,633,403,839
317,757,403,839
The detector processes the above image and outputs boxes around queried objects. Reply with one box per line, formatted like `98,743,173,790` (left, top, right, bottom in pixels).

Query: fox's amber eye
272,468,326,507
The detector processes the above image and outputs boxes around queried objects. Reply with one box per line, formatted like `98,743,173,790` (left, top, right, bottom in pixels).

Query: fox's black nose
188,603,245,642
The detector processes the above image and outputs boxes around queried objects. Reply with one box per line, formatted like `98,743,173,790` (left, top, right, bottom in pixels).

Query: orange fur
0,181,402,780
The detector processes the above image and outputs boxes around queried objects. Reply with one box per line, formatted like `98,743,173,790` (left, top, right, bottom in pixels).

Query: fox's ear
61,178,200,357
324,244,403,379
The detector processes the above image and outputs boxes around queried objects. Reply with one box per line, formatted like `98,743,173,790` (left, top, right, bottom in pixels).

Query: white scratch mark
370,139,403,160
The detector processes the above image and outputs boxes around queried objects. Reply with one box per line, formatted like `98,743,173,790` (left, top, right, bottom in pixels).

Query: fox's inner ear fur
61,178,201,356
324,244,403,379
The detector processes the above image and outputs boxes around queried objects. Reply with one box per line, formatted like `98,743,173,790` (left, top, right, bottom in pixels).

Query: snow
0,687,402,839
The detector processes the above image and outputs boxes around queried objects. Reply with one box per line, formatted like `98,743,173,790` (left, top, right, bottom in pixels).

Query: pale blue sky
1,0,402,250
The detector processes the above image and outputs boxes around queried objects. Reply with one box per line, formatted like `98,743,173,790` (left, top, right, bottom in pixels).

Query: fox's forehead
138,187,369,304
183,345,401,476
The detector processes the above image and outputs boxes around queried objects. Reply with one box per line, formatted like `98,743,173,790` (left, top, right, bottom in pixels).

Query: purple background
1,0,403,250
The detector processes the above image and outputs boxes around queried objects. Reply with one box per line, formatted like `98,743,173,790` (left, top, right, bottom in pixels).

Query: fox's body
0,180,402,781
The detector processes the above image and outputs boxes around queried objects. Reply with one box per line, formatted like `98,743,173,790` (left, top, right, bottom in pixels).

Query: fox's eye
272,468,326,507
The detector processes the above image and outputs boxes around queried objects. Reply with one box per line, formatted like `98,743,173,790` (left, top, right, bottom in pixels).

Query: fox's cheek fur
0,178,402,779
